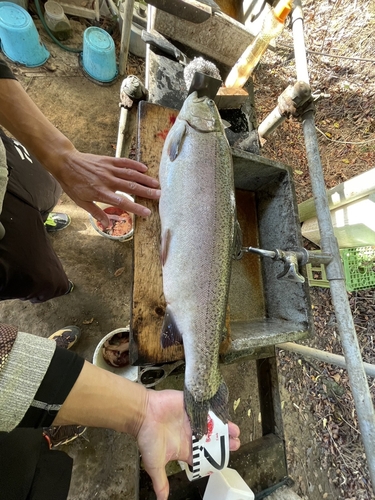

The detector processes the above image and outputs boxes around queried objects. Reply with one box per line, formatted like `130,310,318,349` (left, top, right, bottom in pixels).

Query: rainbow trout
159,91,236,438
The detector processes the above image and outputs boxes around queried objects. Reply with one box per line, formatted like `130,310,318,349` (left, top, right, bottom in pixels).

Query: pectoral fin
161,306,183,348
167,120,187,161
160,229,171,267
232,217,243,260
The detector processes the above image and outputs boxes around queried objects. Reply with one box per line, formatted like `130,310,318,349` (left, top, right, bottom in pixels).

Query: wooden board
131,101,181,365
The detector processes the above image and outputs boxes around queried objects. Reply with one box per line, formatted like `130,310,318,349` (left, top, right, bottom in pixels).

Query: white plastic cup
203,468,255,500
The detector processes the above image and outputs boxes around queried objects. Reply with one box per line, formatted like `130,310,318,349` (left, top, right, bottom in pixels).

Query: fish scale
159,91,236,438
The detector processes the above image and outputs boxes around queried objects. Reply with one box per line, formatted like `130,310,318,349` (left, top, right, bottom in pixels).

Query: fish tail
184,381,229,439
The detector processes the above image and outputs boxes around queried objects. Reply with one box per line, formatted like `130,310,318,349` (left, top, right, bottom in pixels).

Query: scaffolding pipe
292,0,375,490
277,342,375,378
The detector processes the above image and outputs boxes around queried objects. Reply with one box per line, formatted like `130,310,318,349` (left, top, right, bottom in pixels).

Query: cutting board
130,101,182,365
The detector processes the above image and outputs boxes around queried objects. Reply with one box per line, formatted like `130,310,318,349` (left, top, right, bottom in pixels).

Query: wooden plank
57,0,100,20
131,101,181,365
215,87,249,109
145,0,213,23
215,0,244,22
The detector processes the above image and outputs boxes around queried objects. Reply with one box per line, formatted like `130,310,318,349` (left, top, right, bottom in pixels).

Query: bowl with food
93,327,138,381
89,192,134,241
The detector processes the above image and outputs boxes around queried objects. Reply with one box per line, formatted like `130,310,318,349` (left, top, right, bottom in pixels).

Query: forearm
0,78,75,174
53,360,148,437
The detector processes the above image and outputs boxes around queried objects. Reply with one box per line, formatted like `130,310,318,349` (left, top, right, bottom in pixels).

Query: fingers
228,421,241,451
111,157,149,173
107,193,155,218
114,165,160,188
149,467,170,500
79,193,156,226
119,182,161,202
109,159,161,199
83,201,110,228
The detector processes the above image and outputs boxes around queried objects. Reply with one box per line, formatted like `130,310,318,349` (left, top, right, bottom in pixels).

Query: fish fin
161,306,183,348
221,119,231,129
232,217,243,260
160,229,171,267
209,380,229,424
184,380,229,439
167,121,187,161
184,387,209,440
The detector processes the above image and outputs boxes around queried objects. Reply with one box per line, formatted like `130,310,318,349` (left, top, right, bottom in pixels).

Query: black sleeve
0,55,17,80
17,347,85,428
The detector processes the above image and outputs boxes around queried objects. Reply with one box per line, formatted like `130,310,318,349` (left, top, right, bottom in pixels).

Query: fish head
179,91,223,133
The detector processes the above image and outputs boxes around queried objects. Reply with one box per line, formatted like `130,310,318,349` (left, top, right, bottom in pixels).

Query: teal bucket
82,27,117,83
0,2,49,67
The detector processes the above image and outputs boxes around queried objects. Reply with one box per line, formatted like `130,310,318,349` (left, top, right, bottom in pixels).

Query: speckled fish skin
159,91,235,438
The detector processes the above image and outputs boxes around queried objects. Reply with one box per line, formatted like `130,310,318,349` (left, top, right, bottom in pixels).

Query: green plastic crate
306,246,375,292
340,246,375,292
306,262,330,288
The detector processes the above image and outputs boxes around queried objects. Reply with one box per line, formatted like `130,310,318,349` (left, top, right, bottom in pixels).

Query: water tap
240,246,333,284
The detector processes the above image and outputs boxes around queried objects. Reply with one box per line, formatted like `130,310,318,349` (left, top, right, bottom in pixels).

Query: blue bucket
82,27,117,83
0,2,49,67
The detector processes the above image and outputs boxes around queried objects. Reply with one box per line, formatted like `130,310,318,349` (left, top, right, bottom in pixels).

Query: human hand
51,148,160,227
137,390,241,500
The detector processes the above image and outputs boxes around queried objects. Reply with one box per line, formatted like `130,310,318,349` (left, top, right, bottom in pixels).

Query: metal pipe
291,2,309,85
278,342,375,378
258,81,311,140
257,107,284,139
115,107,128,158
292,0,375,490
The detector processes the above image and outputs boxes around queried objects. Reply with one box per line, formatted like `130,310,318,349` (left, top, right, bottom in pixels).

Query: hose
34,0,82,53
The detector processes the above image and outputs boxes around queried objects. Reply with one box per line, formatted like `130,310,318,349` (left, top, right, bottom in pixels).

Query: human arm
0,76,160,226
0,326,240,500
54,361,241,500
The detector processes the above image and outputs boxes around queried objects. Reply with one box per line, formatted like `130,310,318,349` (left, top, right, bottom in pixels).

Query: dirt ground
1,0,375,499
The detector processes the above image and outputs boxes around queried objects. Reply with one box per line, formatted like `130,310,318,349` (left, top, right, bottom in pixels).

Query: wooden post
119,0,135,76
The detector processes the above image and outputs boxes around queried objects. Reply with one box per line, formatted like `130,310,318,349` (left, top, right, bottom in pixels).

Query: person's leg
0,428,73,500
0,129,73,302
0,129,61,217
0,192,71,302
0,326,85,500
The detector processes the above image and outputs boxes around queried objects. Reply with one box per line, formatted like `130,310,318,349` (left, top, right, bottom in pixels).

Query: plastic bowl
89,192,134,242
0,2,49,67
93,327,138,381
81,26,117,83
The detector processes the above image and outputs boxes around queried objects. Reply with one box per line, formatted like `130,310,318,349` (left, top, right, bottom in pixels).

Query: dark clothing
0,58,77,499
0,323,85,500
0,55,17,80
0,428,73,500
0,129,70,302
19,346,85,429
